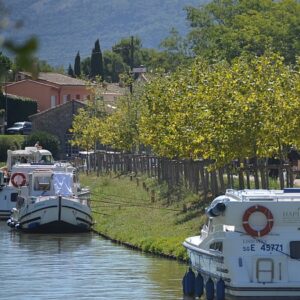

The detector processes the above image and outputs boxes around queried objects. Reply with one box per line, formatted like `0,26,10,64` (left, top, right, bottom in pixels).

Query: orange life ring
11,172,26,188
242,205,274,237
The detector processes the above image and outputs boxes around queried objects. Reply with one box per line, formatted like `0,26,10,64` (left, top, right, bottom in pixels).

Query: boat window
39,155,53,163
10,192,18,202
34,176,51,191
290,241,300,259
249,198,274,201
209,241,223,252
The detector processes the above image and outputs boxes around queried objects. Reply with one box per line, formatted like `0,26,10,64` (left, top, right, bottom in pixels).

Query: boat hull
184,241,300,300
0,210,11,220
0,186,18,220
10,196,93,233
19,220,91,233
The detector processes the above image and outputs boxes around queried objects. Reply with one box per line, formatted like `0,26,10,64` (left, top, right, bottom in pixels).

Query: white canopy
53,173,73,196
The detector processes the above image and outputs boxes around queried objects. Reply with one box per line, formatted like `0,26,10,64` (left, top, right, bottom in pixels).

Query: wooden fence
74,151,295,199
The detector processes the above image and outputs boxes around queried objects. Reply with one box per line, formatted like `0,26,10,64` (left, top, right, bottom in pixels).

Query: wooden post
150,190,155,202
253,158,260,189
211,170,218,197
238,160,245,190
226,166,232,188
288,165,294,187
199,162,207,202
218,168,225,193
96,152,100,177
260,165,267,189
279,165,284,189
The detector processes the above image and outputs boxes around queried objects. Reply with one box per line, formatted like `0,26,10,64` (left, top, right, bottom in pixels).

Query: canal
0,222,188,300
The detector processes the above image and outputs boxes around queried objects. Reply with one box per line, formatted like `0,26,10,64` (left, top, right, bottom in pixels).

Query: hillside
5,0,208,69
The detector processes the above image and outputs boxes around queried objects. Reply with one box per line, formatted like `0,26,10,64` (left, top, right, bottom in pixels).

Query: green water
0,222,190,300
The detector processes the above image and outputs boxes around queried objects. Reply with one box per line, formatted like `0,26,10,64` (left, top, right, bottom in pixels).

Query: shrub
0,135,24,162
0,94,37,127
22,131,60,159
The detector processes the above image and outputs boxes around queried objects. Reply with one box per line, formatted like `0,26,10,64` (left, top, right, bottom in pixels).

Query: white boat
0,147,79,219
7,169,93,233
183,188,300,300
6,147,54,171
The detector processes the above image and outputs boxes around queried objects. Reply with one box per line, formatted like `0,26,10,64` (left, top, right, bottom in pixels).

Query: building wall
29,100,86,158
6,80,90,112
59,86,90,104
5,80,57,112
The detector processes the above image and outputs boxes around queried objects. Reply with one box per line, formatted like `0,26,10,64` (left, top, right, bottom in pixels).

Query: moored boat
7,169,93,233
0,147,76,219
183,188,300,299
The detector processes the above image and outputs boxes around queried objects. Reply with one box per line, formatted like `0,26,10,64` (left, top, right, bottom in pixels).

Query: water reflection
9,230,93,255
0,222,188,300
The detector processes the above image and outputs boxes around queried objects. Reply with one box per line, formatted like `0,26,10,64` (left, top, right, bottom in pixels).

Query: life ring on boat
11,172,26,188
242,205,273,237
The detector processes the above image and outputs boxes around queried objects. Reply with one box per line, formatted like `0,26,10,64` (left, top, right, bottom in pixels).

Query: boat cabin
7,147,54,171
19,170,76,200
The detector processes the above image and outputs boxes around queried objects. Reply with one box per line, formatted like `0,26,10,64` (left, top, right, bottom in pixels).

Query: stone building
29,100,86,158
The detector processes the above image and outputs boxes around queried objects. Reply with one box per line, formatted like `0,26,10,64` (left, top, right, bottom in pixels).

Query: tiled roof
17,71,87,86
103,83,127,94
38,72,87,85
29,99,86,118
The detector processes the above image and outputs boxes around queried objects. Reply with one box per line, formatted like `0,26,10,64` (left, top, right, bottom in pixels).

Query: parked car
6,121,32,135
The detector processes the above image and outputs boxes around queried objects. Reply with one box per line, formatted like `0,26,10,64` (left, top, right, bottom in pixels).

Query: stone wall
29,100,86,158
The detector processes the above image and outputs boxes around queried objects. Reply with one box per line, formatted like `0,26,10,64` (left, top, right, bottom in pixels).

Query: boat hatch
249,198,274,201
256,258,274,283
284,188,300,193
290,241,300,259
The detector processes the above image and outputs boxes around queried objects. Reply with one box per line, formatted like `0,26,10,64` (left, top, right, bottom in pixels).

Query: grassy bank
80,172,208,261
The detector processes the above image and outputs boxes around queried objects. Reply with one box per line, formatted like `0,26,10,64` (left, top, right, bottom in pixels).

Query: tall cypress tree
90,39,104,80
68,64,74,77
74,51,81,77
90,47,96,79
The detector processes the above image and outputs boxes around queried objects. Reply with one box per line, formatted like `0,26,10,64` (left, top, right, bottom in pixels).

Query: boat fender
205,278,214,300
242,205,273,237
194,273,204,297
238,257,243,267
216,278,225,300
182,272,188,295
6,219,12,227
182,267,195,296
8,220,15,228
207,202,226,217
11,172,26,188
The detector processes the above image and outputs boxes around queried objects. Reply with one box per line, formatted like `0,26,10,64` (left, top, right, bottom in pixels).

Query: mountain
5,0,208,69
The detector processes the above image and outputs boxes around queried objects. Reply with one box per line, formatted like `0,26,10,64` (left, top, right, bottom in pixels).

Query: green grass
80,173,207,261
80,171,293,260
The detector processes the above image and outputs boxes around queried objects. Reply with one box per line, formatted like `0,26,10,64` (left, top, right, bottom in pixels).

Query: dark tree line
69,40,104,80
68,1,300,82
69,33,188,82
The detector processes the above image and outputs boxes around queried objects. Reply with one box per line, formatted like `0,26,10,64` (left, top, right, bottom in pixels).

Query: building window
76,94,80,100
67,94,71,101
51,95,56,108
63,95,67,104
